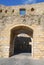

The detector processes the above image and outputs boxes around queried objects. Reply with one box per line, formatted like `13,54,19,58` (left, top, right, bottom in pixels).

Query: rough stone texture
0,2,44,59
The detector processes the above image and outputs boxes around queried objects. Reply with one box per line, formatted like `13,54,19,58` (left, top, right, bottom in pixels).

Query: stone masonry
0,2,44,59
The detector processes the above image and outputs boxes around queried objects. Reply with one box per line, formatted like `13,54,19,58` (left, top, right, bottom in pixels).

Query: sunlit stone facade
0,3,44,59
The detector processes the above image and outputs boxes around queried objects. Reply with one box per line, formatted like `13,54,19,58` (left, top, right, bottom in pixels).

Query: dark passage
14,37,32,55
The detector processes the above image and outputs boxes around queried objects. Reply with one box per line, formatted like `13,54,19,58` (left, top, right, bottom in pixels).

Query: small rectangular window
20,9,26,16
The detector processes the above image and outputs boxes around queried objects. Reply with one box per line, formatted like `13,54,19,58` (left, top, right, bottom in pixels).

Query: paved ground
0,53,44,65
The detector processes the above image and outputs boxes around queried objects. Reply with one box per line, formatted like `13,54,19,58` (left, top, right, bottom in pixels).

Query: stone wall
0,2,44,59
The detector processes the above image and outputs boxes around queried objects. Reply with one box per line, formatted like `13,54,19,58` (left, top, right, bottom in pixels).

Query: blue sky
0,0,44,6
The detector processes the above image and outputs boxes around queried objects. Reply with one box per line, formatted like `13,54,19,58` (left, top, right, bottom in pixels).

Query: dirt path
0,53,44,65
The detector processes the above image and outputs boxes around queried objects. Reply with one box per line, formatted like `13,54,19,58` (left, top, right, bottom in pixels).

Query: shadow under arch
9,26,33,57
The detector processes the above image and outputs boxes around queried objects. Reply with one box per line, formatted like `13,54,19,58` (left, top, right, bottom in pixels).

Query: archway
9,26,33,57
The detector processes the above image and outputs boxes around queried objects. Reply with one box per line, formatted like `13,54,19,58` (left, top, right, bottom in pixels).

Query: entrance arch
9,26,33,57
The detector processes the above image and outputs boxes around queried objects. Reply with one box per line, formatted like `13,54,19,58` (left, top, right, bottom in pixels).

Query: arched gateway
9,26,33,57
0,3,44,59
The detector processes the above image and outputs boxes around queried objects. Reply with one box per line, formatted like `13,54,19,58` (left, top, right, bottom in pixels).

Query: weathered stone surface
0,2,44,59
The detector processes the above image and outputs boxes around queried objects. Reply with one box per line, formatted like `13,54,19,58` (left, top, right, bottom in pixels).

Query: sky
0,0,44,6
